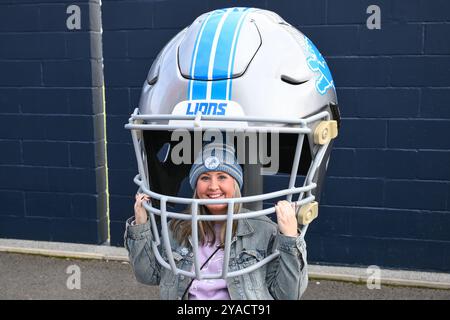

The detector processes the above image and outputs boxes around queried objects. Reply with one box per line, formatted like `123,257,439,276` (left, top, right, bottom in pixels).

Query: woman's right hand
134,193,151,225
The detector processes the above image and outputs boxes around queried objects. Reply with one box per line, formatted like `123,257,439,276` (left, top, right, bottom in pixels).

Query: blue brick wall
0,0,108,244
103,0,450,272
2,0,449,272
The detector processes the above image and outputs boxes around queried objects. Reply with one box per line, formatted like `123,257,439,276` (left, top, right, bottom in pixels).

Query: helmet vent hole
280,75,308,85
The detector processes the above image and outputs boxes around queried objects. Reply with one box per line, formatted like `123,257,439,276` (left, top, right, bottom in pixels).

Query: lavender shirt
188,225,231,300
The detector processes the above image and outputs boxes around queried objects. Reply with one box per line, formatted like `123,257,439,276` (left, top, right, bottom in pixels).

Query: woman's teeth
208,194,224,198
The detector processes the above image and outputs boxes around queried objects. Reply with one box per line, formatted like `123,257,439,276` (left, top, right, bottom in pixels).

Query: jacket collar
236,218,254,237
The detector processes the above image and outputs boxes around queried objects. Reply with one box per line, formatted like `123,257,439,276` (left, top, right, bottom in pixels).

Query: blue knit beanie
189,142,243,190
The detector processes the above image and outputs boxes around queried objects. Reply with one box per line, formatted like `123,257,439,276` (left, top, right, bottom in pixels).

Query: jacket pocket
237,249,265,290
238,249,264,267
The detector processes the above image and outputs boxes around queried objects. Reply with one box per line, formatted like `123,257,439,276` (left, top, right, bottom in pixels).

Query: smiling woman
196,171,237,214
126,142,308,300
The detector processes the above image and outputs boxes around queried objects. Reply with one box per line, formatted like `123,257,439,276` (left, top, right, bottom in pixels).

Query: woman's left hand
275,200,299,237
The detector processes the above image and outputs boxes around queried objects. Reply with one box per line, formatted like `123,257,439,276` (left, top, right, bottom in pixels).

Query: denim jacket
124,214,308,300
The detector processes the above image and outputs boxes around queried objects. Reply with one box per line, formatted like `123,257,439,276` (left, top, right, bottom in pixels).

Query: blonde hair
169,180,242,247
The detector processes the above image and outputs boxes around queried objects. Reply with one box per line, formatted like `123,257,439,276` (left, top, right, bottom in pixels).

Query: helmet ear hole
276,133,312,176
144,130,191,207
280,75,309,86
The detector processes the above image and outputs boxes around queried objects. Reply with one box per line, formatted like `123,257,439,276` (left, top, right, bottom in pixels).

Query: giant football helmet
125,7,340,280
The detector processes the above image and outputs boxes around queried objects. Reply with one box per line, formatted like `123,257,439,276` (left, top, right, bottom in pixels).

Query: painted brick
350,207,450,242
45,115,94,142
25,192,72,218
130,87,143,109
107,143,137,170
51,217,104,244
104,59,151,87
43,60,103,87
95,166,107,195
306,233,353,264
128,29,180,59
109,220,126,247
0,190,25,216
47,167,97,193
425,24,450,54
88,2,102,33
66,31,102,59
20,115,48,140
356,89,420,118
0,140,22,165
327,0,391,24
107,115,133,143
300,26,359,56
70,141,104,168
0,89,21,113
354,149,386,178
391,57,450,87
309,205,352,236
335,88,358,117
0,166,49,191
335,119,386,149
378,238,447,272
67,88,101,115
102,1,153,30
384,150,418,179
388,120,450,150
0,61,41,86
321,177,384,207
447,184,450,211
266,0,326,26
327,57,391,87
385,180,447,211
153,0,208,29
109,195,134,222
108,169,139,196
21,88,70,114
391,0,450,22
105,88,130,116
23,141,69,167
39,3,95,32
102,31,128,58
0,216,52,241
0,4,40,32
421,89,450,119
71,193,102,220
0,33,65,59
326,148,355,177
359,24,422,55
349,207,416,239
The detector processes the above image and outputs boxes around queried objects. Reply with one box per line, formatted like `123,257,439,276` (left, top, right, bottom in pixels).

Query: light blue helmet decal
304,36,335,95
188,8,251,101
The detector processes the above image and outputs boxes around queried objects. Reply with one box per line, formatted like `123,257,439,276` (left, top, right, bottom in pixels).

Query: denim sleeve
266,229,308,300
124,216,161,286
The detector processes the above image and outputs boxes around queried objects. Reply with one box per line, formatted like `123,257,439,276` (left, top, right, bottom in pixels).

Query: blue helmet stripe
187,11,213,100
190,10,225,100
188,8,251,101
226,8,250,100
211,8,247,100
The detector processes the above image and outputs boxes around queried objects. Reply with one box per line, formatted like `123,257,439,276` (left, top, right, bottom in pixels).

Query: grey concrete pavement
1,239,450,290
1,252,449,300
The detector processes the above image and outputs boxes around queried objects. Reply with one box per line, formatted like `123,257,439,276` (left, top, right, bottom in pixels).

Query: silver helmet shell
140,8,336,121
